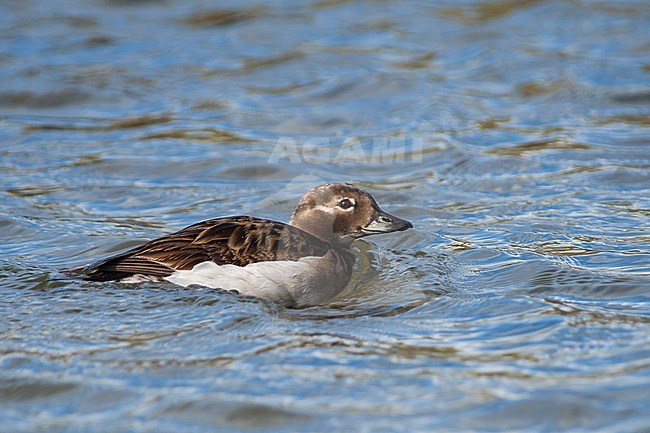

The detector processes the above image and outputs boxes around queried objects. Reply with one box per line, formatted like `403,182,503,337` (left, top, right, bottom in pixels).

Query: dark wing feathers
79,216,331,282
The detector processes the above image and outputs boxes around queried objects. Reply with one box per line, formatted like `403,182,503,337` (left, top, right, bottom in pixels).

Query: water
1,0,649,431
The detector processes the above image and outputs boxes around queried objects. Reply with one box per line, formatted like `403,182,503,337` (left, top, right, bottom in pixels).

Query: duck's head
290,183,412,245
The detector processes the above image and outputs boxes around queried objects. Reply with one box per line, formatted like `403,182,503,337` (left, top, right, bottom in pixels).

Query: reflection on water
1,0,649,431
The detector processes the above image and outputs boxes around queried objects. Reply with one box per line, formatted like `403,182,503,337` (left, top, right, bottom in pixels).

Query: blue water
1,1,649,432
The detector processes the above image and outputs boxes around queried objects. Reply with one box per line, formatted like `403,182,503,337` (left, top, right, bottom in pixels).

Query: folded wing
77,216,331,281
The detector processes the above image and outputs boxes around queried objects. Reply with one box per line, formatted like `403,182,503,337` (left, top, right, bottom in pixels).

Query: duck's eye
338,198,354,210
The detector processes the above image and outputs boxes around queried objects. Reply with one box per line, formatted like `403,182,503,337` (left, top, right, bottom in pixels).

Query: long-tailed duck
75,183,412,307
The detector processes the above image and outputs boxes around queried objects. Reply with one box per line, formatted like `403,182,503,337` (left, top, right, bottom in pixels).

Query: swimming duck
76,183,412,307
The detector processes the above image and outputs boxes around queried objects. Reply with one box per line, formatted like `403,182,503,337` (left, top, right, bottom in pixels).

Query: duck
75,183,412,307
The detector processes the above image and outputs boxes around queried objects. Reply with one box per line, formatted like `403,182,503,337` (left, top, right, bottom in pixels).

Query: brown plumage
80,216,345,282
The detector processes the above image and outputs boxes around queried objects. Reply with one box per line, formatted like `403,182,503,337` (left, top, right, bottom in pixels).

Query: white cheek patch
312,205,337,214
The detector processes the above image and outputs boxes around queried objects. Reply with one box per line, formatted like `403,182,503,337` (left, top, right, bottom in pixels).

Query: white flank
163,253,349,307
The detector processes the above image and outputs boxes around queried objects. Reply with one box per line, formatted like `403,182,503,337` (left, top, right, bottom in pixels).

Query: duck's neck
290,209,353,247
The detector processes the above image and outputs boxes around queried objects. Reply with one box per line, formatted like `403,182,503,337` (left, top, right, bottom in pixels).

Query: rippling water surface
1,1,649,431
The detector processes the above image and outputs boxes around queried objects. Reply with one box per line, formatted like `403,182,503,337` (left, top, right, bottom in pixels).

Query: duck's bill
360,210,413,236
